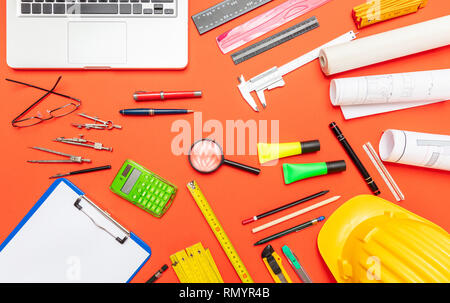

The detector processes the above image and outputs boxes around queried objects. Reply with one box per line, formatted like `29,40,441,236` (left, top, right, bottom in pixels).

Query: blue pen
119,109,194,116
254,216,325,246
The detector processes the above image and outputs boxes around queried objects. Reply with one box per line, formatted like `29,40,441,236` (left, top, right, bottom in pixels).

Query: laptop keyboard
19,0,177,17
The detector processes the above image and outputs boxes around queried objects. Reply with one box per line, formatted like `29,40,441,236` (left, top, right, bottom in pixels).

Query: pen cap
301,140,321,154
326,160,347,174
329,122,344,139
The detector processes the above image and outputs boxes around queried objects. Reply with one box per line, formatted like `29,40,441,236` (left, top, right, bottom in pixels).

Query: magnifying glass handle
223,159,261,175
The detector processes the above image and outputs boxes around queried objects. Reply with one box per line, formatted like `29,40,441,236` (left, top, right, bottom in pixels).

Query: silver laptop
7,0,188,69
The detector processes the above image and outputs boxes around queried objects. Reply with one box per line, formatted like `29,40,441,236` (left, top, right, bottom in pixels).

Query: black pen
329,122,380,195
49,165,112,179
242,190,329,225
254,216,325,246
119,109,194,116
146,264,169,283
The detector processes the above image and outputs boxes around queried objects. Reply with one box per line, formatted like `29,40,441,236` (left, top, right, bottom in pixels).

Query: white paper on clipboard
0,179,151,283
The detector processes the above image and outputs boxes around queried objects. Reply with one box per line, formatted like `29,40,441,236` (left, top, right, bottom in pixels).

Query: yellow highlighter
257,140,320,164
262,245,292,283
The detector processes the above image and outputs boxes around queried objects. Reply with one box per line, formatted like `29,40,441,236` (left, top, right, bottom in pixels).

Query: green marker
283,160,346,184
282,245,312,283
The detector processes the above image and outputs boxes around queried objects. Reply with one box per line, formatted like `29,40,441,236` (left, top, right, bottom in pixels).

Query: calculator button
132,194,137,200
155,207,162,214
137,188,142,193
142,191,147,196
166,187,174,194
149,187,155,193
146,185,150,190
159,192,165,199
163,193,170,201
154,189,160,196
158,199,166,207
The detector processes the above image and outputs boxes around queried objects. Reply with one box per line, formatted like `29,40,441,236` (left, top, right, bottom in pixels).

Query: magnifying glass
188,139,260,175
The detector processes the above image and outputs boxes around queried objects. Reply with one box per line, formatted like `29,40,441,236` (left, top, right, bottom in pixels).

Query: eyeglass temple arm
11,77,62,127
5,77,81,102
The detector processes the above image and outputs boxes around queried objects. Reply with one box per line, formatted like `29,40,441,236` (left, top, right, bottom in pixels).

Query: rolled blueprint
319,15,450,75
379,129,450,171
330,69,450,119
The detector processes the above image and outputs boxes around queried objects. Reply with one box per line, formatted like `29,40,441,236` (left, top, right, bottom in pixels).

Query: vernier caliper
237,31,357,112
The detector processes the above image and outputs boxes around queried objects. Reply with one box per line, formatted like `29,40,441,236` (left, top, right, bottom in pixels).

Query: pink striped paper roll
217,0,332,54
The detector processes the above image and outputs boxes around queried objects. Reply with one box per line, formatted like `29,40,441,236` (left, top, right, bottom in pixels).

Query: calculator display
121,168,141,195
122,164,132,177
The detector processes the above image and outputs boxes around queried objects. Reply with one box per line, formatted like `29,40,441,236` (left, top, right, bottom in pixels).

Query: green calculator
110,160,177,218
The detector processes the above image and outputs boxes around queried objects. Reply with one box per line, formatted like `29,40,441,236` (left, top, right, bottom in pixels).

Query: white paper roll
379,129,450,171
319,15,450,75
330,69,450,119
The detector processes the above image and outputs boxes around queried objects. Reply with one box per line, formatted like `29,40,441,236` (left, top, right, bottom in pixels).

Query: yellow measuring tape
353,0,427,29
187,181,253,283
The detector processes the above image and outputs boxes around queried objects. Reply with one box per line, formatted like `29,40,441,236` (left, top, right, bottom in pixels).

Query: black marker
329,122,380,195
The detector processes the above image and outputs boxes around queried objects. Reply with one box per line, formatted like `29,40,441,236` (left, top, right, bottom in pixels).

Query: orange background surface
0,0,449,283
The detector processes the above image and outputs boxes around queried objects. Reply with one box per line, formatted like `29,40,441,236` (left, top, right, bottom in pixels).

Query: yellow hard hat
318,195,450,283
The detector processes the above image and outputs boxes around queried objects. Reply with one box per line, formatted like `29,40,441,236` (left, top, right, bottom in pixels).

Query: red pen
134,91,202,101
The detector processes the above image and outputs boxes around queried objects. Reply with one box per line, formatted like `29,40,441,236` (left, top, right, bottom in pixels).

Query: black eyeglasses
7,76,81,128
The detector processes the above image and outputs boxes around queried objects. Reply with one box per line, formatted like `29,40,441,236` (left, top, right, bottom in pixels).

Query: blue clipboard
0,178,151,283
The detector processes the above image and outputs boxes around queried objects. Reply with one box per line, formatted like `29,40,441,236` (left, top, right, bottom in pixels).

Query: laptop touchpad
68,22,127,66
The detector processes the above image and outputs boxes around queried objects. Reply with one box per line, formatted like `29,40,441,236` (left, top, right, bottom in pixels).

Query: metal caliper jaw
237,67,285,112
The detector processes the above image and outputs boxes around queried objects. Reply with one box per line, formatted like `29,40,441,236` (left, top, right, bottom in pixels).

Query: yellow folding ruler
353,0,428,29
170,242,224,283
261,245,292,283
187,181,253,283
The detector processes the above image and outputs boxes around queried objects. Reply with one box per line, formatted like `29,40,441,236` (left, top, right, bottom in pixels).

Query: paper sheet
379,129,450,171
319,15,450,75
330,69,450,119
0,181,150,283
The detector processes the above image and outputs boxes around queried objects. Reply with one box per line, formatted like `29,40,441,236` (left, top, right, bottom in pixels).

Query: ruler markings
192,0,273,35
187,181,253,283
231,16,320,65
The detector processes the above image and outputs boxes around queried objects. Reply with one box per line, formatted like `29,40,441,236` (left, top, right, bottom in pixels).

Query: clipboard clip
74,197,129,244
